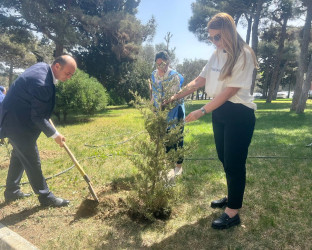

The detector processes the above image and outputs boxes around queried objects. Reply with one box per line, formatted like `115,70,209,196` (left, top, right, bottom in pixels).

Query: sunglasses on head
208,34,221,42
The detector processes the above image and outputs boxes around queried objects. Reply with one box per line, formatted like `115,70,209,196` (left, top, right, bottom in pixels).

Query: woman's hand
185,109,204,123
162,95,175,106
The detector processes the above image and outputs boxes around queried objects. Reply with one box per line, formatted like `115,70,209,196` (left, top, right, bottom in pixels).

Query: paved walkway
0,223,38,250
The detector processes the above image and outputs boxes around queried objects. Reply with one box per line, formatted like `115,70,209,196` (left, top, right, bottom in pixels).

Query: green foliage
54,69,108,121
177,58,207,86
1,100,312,248
107,89,126,106
176,58,207,99
127,88,185,220
257,25,300,96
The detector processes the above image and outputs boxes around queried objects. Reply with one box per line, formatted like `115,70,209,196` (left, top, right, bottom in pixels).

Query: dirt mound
74,186,127,221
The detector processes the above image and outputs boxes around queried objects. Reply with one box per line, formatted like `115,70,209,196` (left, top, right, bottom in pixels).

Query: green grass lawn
0,99,311,249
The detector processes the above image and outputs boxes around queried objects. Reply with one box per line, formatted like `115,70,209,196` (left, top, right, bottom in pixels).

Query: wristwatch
200,107,206,114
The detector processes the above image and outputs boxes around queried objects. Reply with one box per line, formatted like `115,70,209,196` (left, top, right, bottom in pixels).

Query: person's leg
8,138,55,201
211,103,255,229
210,116,228,208
4,147,25,195
212,119,225,165
223,108,255,214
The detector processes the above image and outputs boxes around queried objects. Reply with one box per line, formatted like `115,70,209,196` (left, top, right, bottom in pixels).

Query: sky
136,0,212,63
136,0,246,63
136,1,305,64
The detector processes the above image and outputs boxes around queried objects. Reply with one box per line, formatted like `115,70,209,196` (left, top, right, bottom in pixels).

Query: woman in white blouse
168,12,257,229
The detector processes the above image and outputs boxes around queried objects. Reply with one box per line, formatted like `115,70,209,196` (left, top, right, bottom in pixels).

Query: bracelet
200,107,206,114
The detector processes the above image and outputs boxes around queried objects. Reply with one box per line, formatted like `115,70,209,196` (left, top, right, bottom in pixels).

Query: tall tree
296,54,312,113
266,0,293,103
176,59,207,99
0,32,36,86
0,0,145,57
258,35,298,98
291,0,312,112
74,12,155,103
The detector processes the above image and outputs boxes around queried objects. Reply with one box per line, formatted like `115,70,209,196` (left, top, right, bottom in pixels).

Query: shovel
49,119,99,203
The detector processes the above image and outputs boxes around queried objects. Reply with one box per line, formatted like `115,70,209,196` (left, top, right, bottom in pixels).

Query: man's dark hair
155,51,170,62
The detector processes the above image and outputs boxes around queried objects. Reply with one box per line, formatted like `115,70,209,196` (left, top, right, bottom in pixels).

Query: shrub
54,69,108,121
127,90,185,221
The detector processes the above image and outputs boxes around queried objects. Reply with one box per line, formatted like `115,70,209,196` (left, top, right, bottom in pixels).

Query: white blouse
199,47,256,110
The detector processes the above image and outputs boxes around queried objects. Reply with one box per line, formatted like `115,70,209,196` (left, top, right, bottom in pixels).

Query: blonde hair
207,13,257,81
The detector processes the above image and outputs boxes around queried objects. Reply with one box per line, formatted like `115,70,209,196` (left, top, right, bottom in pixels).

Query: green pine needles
128,85,186,221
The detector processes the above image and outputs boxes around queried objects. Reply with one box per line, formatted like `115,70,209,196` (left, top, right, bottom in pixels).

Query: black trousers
4,135,54,202
212,101,255,209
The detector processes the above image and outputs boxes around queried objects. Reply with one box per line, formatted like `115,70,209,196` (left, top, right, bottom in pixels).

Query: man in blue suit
0,55,77,207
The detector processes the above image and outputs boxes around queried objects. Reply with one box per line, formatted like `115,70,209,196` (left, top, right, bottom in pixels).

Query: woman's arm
169,76,206,102
185,87,240,122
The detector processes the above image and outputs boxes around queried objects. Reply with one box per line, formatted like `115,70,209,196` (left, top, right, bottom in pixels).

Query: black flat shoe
40,197,70,207
211,212,240,230
211,197,228,208
4,190,32,203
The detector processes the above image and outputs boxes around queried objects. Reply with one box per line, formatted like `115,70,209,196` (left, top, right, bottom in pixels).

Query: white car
276,91,288,99
253,92,263,98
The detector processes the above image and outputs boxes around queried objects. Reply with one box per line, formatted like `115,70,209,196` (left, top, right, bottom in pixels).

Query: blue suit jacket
0,63,56,140
0,92,5,103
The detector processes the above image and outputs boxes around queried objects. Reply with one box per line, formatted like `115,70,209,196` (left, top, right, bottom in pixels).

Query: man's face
54,63,76,82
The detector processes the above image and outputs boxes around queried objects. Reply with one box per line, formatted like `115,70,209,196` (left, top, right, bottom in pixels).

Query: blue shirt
151,69,185,126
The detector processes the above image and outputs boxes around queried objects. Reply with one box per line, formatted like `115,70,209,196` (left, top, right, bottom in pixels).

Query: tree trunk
291,1,312,111
296,55,312,113
8,61,14,87
246,15,252,45
262,63,271,98
54,42,64,58
245,3,256,45
266,15,289,103
250,0,264,94
273,60,288,99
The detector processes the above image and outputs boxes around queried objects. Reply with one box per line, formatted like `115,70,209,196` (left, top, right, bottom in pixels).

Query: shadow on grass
96,211,243,249
0,204,43,226
149,213,240,249
51,116,93,126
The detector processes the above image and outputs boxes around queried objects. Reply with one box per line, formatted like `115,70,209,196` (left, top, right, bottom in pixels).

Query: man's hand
185,109,204,123
54,134,65,147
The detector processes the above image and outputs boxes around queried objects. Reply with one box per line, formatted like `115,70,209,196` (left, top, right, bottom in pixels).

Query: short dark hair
155,51,169,62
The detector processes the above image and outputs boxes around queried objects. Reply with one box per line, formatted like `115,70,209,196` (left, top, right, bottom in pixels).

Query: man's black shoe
4,190,32,203
212,212,240,229
211,197,228,208
40,197,70,207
